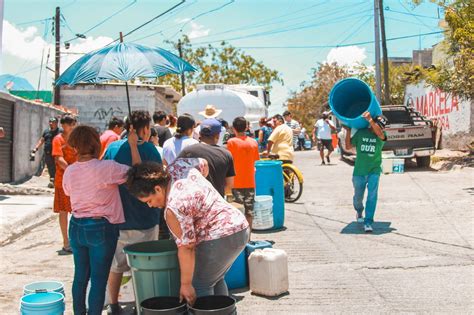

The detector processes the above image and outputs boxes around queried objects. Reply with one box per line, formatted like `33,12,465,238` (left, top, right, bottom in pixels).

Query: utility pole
54,6,61,105
373,0,382,103
178,39,186,96
379,0,390,105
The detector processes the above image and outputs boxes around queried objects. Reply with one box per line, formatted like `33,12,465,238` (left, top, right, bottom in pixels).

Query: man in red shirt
227,117,260,233
99,117,124,159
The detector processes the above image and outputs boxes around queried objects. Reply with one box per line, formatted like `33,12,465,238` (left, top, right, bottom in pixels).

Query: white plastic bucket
253,195,273,230
382,158,393,174
392,159,405,173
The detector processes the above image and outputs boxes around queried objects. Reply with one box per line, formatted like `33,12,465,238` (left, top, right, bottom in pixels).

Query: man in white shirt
312,111,336,165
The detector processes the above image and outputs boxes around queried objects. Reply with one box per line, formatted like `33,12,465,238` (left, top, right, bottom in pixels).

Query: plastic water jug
252,195,273,230
248,248,289,297
392,159,405,173
246,240,273,256
382,158,393,174
329,78,382,129
20,292,65,315
23,281,65,297
255,161,285,229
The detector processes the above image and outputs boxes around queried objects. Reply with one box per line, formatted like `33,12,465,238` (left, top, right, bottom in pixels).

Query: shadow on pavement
340,221,396,235
250,291,290,300
252,226,287,234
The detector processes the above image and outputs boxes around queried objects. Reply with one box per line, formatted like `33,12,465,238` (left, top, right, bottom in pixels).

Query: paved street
1,151,473,314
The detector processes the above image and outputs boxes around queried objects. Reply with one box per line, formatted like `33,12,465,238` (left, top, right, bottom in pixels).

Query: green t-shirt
351,128,386,176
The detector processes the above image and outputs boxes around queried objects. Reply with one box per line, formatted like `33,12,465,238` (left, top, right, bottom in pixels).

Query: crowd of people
32,104,386,314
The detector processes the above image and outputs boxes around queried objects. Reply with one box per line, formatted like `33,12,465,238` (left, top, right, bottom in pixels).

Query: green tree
156,36,283,93
287,62,349,131
413,0,473,99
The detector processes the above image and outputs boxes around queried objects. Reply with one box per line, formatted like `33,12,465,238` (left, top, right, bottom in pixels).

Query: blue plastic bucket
253,195,273,230
20,292,65,315
255,161,285,229
329,78,382,129
23,281,65,296
392,159,405,173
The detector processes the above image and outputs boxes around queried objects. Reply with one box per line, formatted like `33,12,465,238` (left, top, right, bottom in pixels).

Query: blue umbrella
0,74,35,91
56,41,196,115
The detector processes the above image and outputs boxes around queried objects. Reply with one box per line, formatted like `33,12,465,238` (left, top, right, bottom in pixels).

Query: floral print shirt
166,158,249,247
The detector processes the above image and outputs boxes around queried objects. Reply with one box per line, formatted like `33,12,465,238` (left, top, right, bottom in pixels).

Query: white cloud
175,18,191,24
2,20,113,74
2,21,47,62
187,22,210,39
326,46,367,68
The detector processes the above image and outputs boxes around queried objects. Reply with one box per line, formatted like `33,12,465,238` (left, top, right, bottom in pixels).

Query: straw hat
199,104,222,118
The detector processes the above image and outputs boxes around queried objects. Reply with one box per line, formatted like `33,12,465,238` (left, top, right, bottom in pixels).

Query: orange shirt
99,130,120,159
52,133,77,187
227,136,260,189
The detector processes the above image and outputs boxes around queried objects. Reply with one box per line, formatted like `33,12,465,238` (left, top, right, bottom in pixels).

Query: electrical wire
65,0,138,42
191,8,373,46
16,18,53,26
167,0,236,41
107,0,186,45
394,0,437,31
60,13,76,37
337,15,372,46
385,6,441,20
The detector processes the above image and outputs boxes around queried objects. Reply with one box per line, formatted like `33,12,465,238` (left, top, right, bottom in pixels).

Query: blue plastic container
255,160,285,229
20,292,65,315
246,240,273,256
23,281,65,296
329,78,382,129
224,249,247,290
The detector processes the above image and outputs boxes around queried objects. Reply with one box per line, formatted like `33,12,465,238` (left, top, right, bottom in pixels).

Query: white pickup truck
337,105,437,167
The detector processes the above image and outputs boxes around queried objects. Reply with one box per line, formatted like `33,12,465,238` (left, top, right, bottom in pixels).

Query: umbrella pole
125,81,132,116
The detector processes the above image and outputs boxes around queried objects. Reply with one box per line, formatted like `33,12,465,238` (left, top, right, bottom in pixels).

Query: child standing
227,117,260,233
63,125,141,315
344,112,387,232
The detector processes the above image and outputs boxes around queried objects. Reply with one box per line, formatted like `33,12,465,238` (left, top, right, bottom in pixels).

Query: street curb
0,204,55,246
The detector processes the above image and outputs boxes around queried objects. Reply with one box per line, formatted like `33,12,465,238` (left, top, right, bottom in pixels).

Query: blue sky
1,0,443,114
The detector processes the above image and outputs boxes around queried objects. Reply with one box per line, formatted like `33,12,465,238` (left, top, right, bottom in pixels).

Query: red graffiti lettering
451,95,459,112
428,92,434,116
434,90,439,116
423,95,428,116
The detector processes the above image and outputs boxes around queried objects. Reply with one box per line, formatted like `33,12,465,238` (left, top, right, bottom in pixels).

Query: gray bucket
141,297,187,315
188,296,236,315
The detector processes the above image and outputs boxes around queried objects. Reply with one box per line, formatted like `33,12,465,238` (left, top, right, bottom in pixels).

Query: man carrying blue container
343,112,387,233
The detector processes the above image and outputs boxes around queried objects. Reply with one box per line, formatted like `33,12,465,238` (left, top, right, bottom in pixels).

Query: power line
396,0,433,30
191,8,373,46
65,0,138,42
167,0,236,41
337,15,372,46
385,6,441,20
203,30,445,50
107,0,186,45
16,17,53,26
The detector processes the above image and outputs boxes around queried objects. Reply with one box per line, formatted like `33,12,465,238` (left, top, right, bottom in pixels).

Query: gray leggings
193,228,249,297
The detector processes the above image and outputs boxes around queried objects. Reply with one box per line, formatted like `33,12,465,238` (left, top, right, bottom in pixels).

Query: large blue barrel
255,161,285,229
20,292,65,315
329,78,382,129
224,249,247,290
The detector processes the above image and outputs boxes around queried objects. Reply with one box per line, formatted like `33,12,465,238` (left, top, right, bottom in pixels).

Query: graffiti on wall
94,107,124,121
404,81,471,135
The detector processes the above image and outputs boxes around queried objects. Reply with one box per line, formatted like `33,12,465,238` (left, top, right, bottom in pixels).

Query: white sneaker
364,224,373,233
356,212,364,223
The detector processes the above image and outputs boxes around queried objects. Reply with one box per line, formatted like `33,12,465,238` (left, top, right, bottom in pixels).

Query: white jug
248,248,289,296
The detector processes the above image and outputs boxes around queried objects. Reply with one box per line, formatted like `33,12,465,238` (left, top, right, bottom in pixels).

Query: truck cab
337,105,437,167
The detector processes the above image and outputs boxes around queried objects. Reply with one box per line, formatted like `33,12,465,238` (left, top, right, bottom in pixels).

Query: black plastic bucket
188,296,236,315
141,296,187,315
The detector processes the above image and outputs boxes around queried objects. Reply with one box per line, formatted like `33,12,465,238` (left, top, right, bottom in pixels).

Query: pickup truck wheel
416,156,431,168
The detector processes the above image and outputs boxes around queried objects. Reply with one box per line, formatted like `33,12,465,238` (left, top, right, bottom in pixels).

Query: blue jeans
69,216,119,315
352,174,380,225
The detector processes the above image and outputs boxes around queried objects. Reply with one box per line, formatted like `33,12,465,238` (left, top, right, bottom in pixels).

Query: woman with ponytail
162,114,198,165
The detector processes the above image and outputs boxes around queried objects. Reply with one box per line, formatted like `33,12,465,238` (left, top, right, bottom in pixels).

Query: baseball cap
49,117,58,122
200,118,222,136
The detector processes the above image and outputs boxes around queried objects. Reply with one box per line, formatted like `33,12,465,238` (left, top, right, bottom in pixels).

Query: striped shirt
286,119,300,147
63,159,129,224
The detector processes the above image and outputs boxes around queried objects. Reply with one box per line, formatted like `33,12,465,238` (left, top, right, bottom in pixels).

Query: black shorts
319,139,334,151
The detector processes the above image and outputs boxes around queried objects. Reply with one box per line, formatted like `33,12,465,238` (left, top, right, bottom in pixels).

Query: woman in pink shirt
63,125,140,315
126,158,249,306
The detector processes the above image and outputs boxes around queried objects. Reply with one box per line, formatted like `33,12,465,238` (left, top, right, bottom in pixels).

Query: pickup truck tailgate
384,125,434,154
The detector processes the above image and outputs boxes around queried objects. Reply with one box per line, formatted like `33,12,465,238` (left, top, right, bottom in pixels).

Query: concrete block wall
61,84,179,133
3,94,65,182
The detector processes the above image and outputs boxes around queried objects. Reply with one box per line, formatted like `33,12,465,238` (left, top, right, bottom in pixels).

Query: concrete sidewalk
0,174,54,245
0,194,54,245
